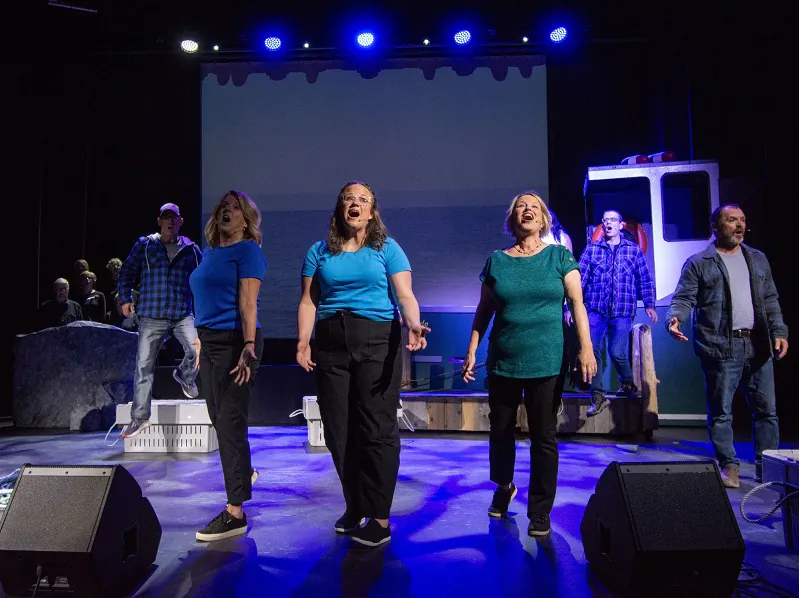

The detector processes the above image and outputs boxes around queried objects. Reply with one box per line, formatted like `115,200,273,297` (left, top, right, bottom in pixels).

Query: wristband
244,340,255,346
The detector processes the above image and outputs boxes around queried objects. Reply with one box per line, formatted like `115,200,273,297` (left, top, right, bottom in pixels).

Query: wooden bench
399,323,659,438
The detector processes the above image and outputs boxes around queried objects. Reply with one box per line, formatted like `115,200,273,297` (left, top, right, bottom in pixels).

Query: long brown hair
326,181,388,255
204,190,263,248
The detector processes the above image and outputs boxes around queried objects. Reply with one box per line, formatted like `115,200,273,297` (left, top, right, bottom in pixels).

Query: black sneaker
173,369,199,398
334,512,366,534
586,394,607,417
196,510,248,542
350,519,391,547
528,513,551,537
121,419,151,438
488,482,518,518
616,382,638,397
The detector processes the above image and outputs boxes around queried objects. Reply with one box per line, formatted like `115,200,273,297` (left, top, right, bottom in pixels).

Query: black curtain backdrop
5,23,795,429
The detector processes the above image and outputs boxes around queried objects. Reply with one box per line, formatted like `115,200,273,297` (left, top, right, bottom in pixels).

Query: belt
732,329,752,338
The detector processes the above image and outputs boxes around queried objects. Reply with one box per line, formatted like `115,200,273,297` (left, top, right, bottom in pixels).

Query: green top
480,245,580,379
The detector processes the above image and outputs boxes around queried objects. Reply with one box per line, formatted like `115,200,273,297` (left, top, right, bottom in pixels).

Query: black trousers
315,312,402,520
488,373,561,516
198,327,263,506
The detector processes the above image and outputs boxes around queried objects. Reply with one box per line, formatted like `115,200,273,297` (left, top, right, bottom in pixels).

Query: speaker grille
0,473,110,552
621,465,742,552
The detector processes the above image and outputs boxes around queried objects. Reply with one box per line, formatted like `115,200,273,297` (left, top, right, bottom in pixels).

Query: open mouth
347,208,360,218
221,213,231,223
521,214,534,222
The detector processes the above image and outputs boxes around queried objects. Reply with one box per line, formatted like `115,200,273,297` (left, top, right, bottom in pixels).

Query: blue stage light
454,30,471,45
356,32,375,48
550,27,568,43
264,37,282,51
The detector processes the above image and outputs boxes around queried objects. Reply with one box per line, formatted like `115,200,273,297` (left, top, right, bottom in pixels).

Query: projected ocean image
202,59,549,336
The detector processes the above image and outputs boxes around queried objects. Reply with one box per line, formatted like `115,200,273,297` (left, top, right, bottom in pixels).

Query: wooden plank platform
398,323,660,437
400,391,657,437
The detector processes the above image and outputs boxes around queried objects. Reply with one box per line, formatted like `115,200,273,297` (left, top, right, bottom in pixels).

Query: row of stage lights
179,26,569,54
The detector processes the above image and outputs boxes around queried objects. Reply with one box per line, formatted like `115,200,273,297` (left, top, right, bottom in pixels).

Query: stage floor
1,427,797,597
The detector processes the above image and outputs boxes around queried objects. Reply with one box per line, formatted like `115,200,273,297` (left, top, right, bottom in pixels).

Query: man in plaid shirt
117,203,203,438
579,209,657,416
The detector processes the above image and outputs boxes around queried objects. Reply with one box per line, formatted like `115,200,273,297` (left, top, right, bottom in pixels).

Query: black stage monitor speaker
581,460,745,598
0,464,161,597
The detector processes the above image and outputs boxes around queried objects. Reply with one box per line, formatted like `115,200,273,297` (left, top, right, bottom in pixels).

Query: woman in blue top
297,181,429,547
189,190,268,542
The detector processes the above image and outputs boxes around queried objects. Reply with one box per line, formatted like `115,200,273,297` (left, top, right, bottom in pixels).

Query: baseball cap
159,203,181,217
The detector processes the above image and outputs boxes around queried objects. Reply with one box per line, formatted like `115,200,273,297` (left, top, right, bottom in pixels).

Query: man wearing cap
117,203,204,438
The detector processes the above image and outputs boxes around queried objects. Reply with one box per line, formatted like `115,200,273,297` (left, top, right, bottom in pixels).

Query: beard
717,232,744,249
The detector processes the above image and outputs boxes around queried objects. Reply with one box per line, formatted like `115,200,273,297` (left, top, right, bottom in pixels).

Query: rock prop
13,321,138,431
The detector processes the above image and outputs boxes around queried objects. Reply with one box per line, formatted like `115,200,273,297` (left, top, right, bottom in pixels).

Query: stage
1,426,797,597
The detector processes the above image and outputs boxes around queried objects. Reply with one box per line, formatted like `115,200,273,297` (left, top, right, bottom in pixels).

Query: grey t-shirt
165,242,179,262
717,249,755,330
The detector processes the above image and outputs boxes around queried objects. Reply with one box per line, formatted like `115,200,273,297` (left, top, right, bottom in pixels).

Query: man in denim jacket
667,204,788,488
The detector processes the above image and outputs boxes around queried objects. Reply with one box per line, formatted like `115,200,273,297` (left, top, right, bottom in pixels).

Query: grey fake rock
13,321,138,431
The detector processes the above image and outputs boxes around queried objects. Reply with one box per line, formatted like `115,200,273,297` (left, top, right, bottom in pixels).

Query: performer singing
578,209,657,416
461,191,596,537
296,181,429,547
190,190,267,541
667,204,788,488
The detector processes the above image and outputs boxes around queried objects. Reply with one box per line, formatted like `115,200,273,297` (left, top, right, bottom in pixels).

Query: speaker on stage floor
0,464,161,597
580,460,745,598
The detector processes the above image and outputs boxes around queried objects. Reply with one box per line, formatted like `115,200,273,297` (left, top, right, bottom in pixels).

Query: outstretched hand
667,317,688,342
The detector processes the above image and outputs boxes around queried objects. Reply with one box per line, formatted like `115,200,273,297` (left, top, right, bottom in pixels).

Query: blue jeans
701,337,779,469
132,316,199,420
588,312,633,393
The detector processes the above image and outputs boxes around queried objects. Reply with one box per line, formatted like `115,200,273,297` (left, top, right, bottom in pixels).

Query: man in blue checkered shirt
579,209,657,416
117,203,204,438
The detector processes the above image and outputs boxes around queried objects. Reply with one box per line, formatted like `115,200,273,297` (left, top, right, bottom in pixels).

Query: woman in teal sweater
462,191,596,537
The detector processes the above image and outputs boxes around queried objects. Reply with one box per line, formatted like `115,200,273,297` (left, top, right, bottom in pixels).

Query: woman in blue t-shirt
297,181,430,547
189,190,268,542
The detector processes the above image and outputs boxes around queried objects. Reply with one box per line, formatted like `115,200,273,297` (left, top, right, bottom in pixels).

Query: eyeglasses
602,217,620,224
342,195,372,205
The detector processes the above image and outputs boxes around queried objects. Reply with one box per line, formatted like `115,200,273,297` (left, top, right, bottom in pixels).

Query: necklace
515,239,543,255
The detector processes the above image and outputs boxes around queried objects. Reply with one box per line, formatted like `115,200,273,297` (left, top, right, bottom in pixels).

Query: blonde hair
326,181,389,255
205,190,263,248
504,191,552,239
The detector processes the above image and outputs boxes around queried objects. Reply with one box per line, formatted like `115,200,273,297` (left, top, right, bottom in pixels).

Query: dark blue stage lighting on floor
264,37,282,51
356,32,375,48
550,27,568,43
454,30,471,45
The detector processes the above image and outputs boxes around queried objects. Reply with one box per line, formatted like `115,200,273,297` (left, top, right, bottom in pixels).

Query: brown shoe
720,466,740,489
